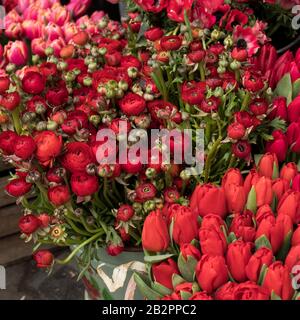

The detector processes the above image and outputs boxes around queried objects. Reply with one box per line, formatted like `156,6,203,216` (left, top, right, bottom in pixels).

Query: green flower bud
83,77,93,86
36,121,48,131
143,200,156,212
88,62,97,71
118,80,128,91
47,120,58,131
98,47,107,55
217,66,226,74
127,67,138,78
6,63,16,73
211,29,221,41
145,167,156,179
45,47,54,56
230,60,241,70
89,115,101,126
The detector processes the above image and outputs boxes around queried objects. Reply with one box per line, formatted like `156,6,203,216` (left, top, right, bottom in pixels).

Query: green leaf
276,230,292,261
169,218,175,247
151,281,172,296
246,186,257,213
192,282,200,294
134,273,163,300
292,78,300,99
102,288,114,300
178,253,197,282
272,162,279,180
172,274,186,289
180,290,192,300
227,232,237,244
271,291,282,300
144,253,175,264
257,264,268,286
255,235,272,250
274,73,292,104
254,154,263,167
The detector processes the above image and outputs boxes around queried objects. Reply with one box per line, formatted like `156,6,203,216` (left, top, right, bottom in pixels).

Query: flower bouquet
0,0,300,300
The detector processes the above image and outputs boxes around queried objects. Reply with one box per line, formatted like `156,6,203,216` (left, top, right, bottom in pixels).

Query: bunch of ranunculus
0,0,102,66
136,153,300,300
0,0,298,288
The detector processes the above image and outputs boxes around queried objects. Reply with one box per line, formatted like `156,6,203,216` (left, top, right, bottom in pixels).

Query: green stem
12,107,22,135
103,178,114,208
199,62,205,81
112,180,122,202
79,216,104,234
56,231,104,265
65,217,91,236
241,91,251,111
204,137,222,182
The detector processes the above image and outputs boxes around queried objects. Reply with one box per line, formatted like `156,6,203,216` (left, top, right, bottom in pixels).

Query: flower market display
0,0,300,300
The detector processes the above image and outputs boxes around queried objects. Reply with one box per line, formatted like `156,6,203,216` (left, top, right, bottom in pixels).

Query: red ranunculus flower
5,178,32,197
0,130,17,154
71,172,99,197
19,214,41,235
144,27,164,41
61,142,95,173
34,131,63,166
135,183,157,202
14,135,36,160
117,205,134,222
160,35,182,51
22,71,46,95
119,92,146,116
46,83,69,107
33,250,54,268
0,92,20,111
48,185,70,206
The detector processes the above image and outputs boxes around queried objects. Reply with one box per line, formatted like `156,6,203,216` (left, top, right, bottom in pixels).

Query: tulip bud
142,209,170,252
258,153,279,179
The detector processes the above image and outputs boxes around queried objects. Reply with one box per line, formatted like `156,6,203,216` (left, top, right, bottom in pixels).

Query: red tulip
285,245,300,272
280,162,298,183
170,204,199,246
226,240,252,282
190,184,227,218
245,247,274,282
229,210,256,242
257,153,278,179
152,258,179,290
263,261,294,300
233,281,270,300
215,282,238,300
225,184,246,213
199,226,227,256
254,176,273,207
277,190,300,224
196,255,228,294
142,210,170,252
292,225,300,246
